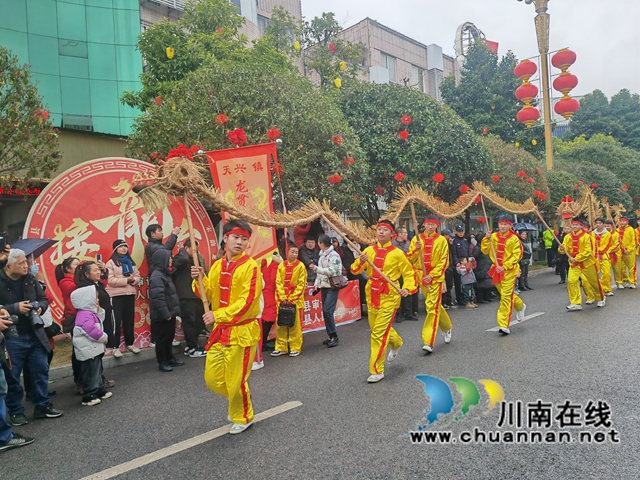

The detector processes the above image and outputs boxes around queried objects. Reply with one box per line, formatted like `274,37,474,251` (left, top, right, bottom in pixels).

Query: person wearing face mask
149,249,182,372
106,240,141,357
481,215,527,334
70,285,112,406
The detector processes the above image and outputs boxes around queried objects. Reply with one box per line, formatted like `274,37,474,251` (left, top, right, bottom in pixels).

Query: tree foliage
564,89,640,152
337,81,494,224
125,57,367,213
546,169,578,207
0,46,60,188
440,42,544,157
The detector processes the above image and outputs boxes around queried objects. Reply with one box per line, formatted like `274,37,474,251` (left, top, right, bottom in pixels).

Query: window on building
411,65,425,92
257,14,272,36
379,52,396,83
230,0,241,11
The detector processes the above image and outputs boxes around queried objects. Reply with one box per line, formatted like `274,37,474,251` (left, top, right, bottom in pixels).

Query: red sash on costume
488,231,515,284
570,231,586,269
619,226,629,254
421,233,439,275
370,244,395,309
594,232,611,261
284,260,300,297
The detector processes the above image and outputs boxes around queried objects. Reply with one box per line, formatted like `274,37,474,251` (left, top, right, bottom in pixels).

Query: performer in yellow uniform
192,220,262,435
592,218,614,297
272,244,307,357
617,216,637,288
350,220,416,383
606,220,622,288
559,218,605,310
481,214,526,334
406,214,452,353
582,220,599,303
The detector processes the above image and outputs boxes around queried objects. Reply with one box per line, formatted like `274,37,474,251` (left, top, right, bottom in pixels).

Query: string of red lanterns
551,48,580,120
514,60,540,128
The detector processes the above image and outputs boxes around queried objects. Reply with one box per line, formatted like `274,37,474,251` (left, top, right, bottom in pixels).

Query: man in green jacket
542,229,555,267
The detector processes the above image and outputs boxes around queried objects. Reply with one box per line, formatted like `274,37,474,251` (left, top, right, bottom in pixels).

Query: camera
4,315,19,339
27,301,44,329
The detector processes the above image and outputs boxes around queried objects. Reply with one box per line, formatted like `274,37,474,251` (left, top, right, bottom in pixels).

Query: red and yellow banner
207,144,278,260
302,281,362,333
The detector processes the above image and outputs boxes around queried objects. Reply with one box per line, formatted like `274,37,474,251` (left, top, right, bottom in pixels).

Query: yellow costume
618,225,637,286
610,230,622,286
407,232,452,347
582,232,598,302
481,231,524,330
562,230,603,305
274,260,307,353
199,253,262,425
592,229,613,295
351,242,417,375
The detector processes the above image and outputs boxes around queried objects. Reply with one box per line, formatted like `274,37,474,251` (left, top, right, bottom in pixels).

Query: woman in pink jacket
105,240,141,356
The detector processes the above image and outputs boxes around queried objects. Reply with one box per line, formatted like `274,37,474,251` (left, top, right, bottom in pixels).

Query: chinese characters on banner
301,281,361,333
207,144,278,260
23,158,218,348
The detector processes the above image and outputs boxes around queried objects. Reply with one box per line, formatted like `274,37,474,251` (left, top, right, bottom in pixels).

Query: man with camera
0,249,63,426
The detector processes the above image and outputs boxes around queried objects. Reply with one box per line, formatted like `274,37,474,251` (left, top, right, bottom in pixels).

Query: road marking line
80,401,303,480
486,312,545,332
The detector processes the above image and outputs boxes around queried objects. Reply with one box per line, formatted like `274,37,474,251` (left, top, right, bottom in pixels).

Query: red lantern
328,174,343,184
482,127,488,134
435,196,442,201
331,134,344,145
394,172,405,181
533,190,541,197
623,184,629,192
343,157,355,166
266,128,280,140
553,72,578,96
555,96,581,120
477,216,486,224
526,177,535,184
433,173,444,184
375,186,385,195
492,175,500,183
538,193,547,201
551,48,577,73
398,130,409,140
459,184,470,194
515,82,539,105
474,196,481,205
574,184,580,189
591,183,598,189
516,105,540,127
401,115,412,125
514,59,538,81
329,43,336,53
517,171,526,179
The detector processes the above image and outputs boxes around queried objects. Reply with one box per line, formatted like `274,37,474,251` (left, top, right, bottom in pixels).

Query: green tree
125,58,368,213
299,12,363,88
337,81,494,224
546,169,578,207
121,0,248,110
440,42,544,157
565,89,640,152
0,46,60,189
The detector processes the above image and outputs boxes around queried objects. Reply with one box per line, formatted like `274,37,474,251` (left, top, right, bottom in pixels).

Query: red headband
423,218,440,225
620,217,629,221
226,228,251,239
377,223,394,232
571,220,583,225
498,220,513,225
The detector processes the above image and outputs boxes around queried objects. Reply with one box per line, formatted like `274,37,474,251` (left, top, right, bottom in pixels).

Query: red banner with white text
301,281,362,333
207,144,278,260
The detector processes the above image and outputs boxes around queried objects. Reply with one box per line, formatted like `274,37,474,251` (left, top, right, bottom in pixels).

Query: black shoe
559,280,566,284
159,362,173,372
0,433,35,452
406,313,419,321
33,403,63,419
395,316,403,323
478,299,489,304
524,286,533,291
168,358,185,367
326,336,339,348
322,337,332,345
9,413,28,426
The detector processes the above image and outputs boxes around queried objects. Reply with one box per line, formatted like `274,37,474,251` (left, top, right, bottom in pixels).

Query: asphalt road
3,269,639,480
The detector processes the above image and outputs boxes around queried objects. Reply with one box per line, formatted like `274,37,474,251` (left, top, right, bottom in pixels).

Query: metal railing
143,0,185,10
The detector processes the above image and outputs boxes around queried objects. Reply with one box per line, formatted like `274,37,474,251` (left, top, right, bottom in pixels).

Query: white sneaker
367,373,385,383
566,304,583,311
443,330,452,344
172,339,181,347
251,361,264,371
113,349,123,358
585,300,594,305
623,282,631,288
289,351,300,357
421,344,433,354
516,303,526,322
82,398,101,406
270,350,286,357
387,347,400,362
617,284,624,289
229,420,253,435
605,292,614,297
629,284,637,289
149,342,156,348
127,345,141,354
597,297,606,307
101,391,113,400
498,328,510,335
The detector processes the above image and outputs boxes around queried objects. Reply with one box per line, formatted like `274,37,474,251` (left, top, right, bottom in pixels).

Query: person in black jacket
173,240,206,358
472,232,496,303
0,249,63,426
517,230,533,291
149,249,183,372
452,225,470,306
298,236,320,285
144,223,181,275
440,229,457,308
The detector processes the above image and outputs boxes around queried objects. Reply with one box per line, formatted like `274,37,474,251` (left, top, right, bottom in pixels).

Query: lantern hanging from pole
515,82,539,105
553,72,578,96
551,48,577,73
517,105,541,127
554,96,581,120
514,59,538,81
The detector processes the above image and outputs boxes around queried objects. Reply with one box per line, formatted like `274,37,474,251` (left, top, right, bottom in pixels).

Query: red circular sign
24,158,217,348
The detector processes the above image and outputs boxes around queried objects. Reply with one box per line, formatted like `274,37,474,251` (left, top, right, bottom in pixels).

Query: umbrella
513,222,537,232
11,238,58,259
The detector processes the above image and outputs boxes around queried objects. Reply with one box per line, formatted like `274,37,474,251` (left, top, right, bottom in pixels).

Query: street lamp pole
519,0,554,171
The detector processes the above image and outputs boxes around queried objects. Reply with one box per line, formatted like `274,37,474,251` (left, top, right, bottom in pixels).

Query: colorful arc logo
415,375,504,424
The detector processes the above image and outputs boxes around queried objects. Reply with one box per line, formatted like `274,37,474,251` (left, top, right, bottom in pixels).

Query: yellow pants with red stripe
275,308,303,352
495,274,524,329
205,343,256,425
612,255,623,286
568,264,603,305
621,253,637,285
368,305,402,375
421,282,452,347
598,259,612,294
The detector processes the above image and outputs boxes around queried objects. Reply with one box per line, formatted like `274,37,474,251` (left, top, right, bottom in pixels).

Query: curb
529,267,555,278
